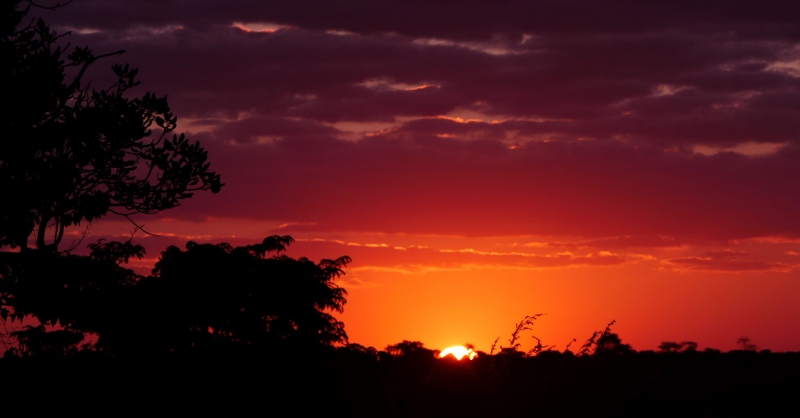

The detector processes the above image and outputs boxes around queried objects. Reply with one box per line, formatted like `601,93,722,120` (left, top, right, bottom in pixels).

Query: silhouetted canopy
0,0,222,251
2,236,350,356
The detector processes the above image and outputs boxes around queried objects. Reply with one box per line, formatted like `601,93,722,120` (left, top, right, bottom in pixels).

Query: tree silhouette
575,320,634,355
737,336,757,351
385,340,430,357
0,1,223,354
118,237,350,354
1,0,222,251
659,341,698,353
0,3,354,358
7,324,85,357
2,236,351,357
594,332,633,354
0,240,144,354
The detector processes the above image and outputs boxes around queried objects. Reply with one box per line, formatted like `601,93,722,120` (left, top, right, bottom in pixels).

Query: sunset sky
35,1,800,352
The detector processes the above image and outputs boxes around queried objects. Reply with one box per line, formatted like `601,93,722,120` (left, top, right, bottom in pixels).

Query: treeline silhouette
4,313,800,416
335,340,800,418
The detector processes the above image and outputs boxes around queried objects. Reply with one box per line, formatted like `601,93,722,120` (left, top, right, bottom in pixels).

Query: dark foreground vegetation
2,343,800,417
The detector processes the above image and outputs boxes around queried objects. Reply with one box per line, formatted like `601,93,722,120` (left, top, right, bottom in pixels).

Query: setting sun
439,346,478,360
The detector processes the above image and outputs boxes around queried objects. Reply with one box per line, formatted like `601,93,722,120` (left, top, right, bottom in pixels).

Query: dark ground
2,349,797,417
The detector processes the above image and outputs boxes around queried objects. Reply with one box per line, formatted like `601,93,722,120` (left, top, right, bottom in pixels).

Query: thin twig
62,222,92,254
108,209,160,237
28,0,74,11
490,337,499,356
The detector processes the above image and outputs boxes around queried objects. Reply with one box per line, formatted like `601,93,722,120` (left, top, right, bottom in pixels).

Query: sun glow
439,346,478,360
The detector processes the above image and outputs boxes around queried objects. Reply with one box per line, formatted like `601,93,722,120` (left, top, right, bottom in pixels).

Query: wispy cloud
663,250,796,273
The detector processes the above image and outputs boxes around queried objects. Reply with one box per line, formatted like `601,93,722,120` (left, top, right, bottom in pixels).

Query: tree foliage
0,243,143,348
593,332,633,355
1,236,350,357
658,341,698,353
385,340,430,357
0,3,352,358
128,236,350,353
0,0,222,251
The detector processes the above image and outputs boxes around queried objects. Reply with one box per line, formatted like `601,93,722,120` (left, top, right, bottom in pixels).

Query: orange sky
74,218,800,353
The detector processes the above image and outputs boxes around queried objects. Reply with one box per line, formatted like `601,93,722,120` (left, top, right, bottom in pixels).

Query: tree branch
27,0,74,11
108,209,160,237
